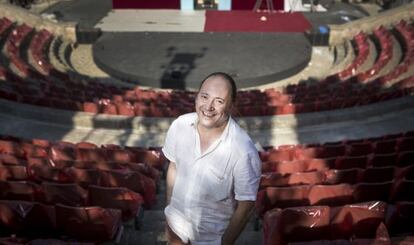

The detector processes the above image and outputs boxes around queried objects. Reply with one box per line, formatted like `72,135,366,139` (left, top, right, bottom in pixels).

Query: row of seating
380,20,414,83
257,179,414,216
0,164,156,206
0,181,143,220
260,164,414,188
261,151,414,173
356,25,393,83
0,200,123,242
1,17,413,117
262,201,414,244
260,135,414,162
0,137,166,170
338,32,370,80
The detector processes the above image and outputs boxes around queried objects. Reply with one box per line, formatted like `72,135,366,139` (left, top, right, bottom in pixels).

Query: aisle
119,175,263,244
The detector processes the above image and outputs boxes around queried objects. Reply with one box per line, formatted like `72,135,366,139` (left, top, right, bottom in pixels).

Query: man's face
195,76,232,130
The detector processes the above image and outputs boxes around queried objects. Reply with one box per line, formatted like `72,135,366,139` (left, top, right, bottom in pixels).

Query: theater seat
41,182,88,206
0,181,42,201
88,185,144,221
0,165,28,181
308,184,354,206
335,155,368,169
353,181,393,203
324,168,360,185
330,201,387,239
386,202,414,236
260,171,325,188
390,179,414,202
100,169,156,208
361,166,395,183
263,185,311,209
263,206,330,245
55,204,122,242
0,200,56,236
64,167,101,188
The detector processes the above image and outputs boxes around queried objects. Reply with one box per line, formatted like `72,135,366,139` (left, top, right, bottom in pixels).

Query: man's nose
206,99,215,110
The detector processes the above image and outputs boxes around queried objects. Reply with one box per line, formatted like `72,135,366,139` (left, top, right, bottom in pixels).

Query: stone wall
0,2,77,42
329,3,414,45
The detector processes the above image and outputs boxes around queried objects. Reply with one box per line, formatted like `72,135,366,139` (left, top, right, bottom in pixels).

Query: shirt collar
190,114,233,143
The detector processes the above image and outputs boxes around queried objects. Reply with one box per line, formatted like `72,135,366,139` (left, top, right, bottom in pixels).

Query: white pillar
181,0,194,10
218,0,231,10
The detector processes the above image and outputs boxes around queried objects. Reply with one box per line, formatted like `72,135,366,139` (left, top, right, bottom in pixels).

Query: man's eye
216,100,224,104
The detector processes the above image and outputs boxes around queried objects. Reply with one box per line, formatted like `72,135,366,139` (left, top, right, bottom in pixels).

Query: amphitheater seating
0,18,413,118
259,131,414,244
0,133,164,242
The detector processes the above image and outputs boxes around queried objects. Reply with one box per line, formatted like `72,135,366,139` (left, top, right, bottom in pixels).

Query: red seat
27,159,72,183
308,184,354,206
88,185,144,221
347,142,374,156
20,142,48,158
260,171,324,188
126,148,165,169
375,139,397,154
324,168,361,185
353,181,393,203
0,153,26,165
305,158,336,171
397,137,414,152
0,140,24,157
75,147,106,162
390,179,414,202
361,166,395,183
55,204,122,242
115,101,135,116
83,102,99,114
0,165,28,181
100,169,156,208
102,148,134,162
0,181,42,201
262,185,311,209
330,201,387,239
0,200,56,236
49,145,76,161
263,206,330,245
369,153,398,167
386,202,414,236
396,151,414,167
265,160,307,174
41,182,88,206
64,167,101,188
318,145,347,158
335,155,368,169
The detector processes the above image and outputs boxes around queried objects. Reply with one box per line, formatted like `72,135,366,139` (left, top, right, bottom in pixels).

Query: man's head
195,72,237,130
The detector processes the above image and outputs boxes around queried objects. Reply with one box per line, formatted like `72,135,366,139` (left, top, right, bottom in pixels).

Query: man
162,72,261,245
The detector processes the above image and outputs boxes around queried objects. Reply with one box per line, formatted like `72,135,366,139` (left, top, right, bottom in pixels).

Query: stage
93,10,312,89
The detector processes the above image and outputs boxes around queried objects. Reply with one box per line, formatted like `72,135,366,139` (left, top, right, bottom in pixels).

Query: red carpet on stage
204,11,312,33
112,0,180,9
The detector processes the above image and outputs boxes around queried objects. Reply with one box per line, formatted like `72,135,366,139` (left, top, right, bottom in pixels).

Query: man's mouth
202,111,216,118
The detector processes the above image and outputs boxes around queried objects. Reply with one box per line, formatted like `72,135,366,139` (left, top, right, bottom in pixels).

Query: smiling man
162,72,262,245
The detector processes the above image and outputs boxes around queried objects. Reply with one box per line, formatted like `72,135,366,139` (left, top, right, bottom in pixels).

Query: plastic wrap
308,183,354,206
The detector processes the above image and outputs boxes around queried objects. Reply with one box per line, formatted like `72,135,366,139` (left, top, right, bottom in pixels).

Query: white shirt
162,112,261,244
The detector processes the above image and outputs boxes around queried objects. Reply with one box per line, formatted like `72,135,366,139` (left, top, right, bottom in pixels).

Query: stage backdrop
112,0,283,10
232,0,283,10
113,0,180,9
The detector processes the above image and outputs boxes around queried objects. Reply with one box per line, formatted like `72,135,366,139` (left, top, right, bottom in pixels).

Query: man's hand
221,201,255,245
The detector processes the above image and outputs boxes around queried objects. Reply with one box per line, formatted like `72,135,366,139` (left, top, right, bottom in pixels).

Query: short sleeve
233,150,262,201
162,119,178,163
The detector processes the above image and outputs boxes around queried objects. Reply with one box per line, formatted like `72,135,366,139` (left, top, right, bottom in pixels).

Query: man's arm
221,200,255,245
166,161,177,205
